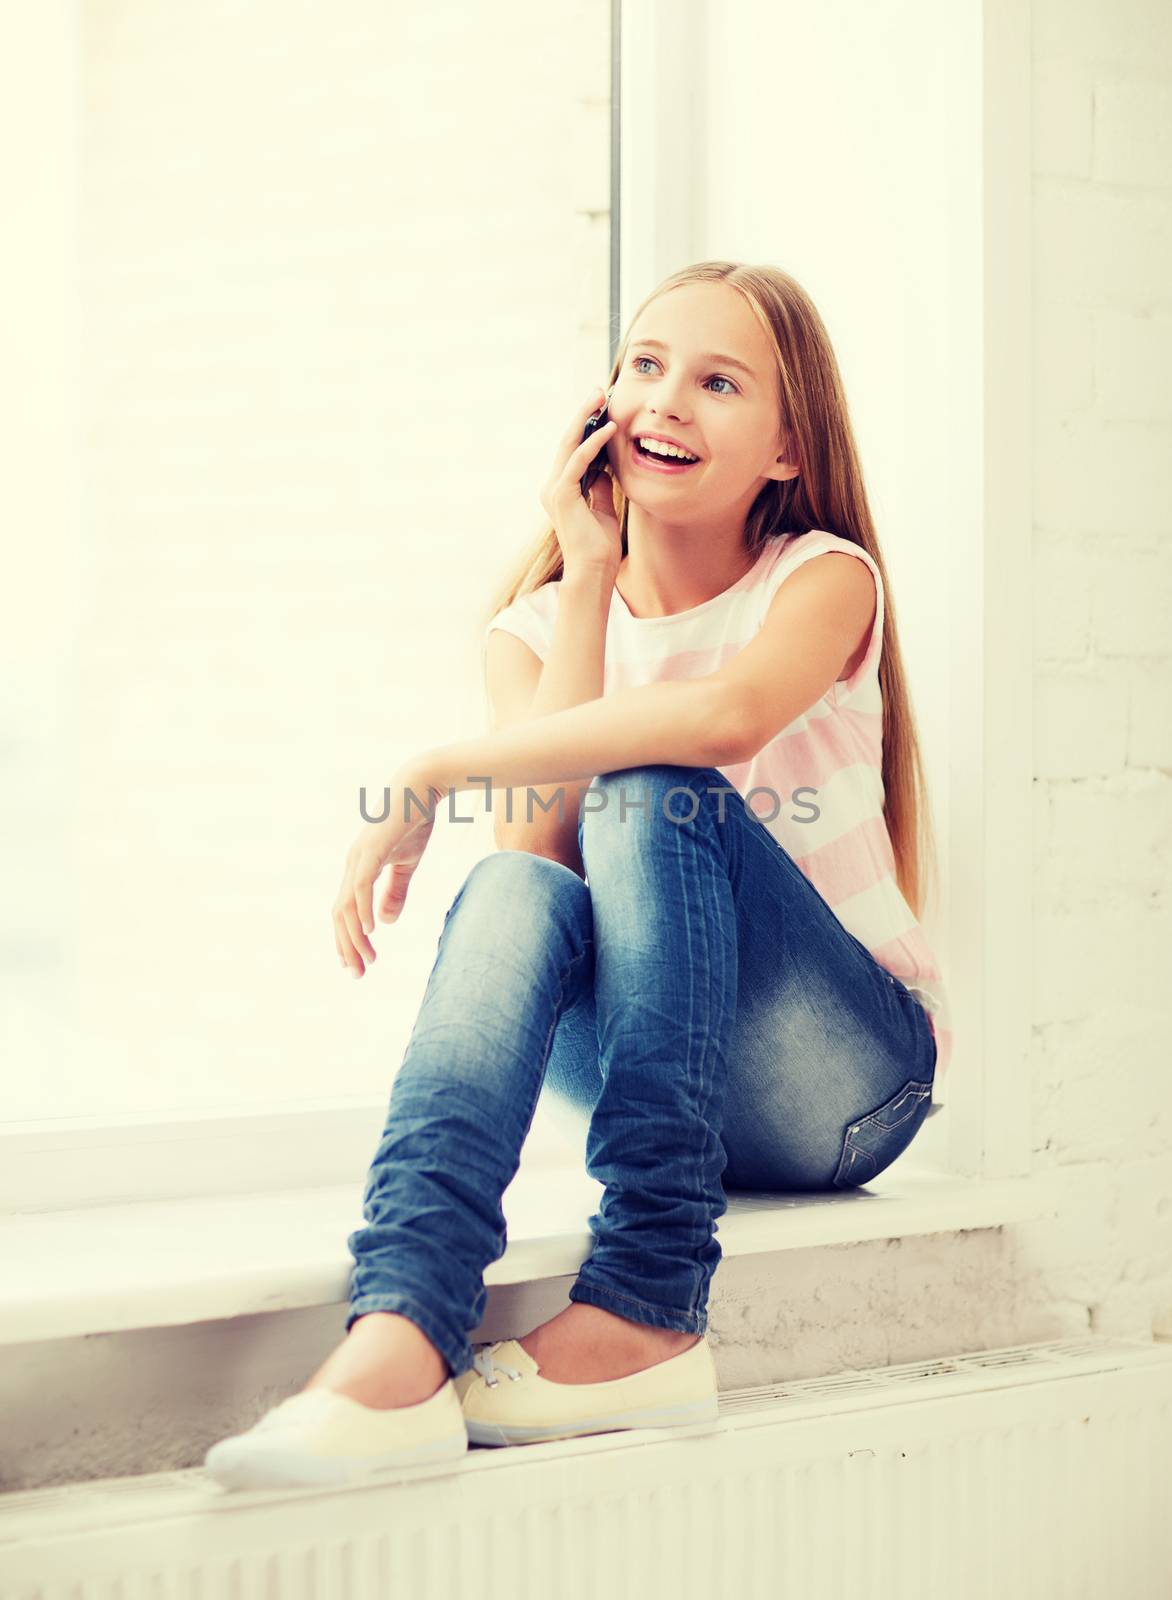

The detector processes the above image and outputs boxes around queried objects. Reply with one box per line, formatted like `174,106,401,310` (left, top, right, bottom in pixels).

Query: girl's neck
616,532,757,619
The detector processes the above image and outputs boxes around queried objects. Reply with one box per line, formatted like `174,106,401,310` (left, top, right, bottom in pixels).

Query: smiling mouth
630,438,703,471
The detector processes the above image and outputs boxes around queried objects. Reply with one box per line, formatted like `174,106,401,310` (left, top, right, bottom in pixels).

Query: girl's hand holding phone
539,386,621,578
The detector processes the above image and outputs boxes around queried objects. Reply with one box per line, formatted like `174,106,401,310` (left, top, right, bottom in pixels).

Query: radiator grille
2,1337,1169,1600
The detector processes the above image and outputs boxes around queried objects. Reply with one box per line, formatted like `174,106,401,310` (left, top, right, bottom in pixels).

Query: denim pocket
831,1077,934,1189
883,968,920,1005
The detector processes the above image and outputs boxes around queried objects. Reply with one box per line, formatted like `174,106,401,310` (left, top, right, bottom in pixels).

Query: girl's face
606,282,798,512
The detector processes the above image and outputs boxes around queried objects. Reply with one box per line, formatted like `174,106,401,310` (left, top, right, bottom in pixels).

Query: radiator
2,1336,1169,1599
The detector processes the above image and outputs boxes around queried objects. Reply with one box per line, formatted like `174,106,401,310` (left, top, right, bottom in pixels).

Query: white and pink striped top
486,529,952,1116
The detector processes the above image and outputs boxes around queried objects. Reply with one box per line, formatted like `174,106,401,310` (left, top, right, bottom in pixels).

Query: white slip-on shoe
455,1334,720,1447
203,1379,469,1490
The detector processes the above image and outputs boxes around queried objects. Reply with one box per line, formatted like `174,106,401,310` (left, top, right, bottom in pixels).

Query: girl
205,260,950,1490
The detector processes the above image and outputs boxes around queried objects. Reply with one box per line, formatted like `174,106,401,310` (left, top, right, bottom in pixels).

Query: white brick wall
1021,0,1172,1342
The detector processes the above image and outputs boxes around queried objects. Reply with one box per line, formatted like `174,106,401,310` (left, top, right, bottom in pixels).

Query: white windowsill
0,1163,1060,1348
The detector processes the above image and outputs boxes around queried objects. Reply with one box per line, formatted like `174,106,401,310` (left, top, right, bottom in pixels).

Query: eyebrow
628,338,759,381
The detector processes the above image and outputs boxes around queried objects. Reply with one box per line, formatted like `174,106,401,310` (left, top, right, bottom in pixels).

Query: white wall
1023,0,1171,1334
2,1,611,1140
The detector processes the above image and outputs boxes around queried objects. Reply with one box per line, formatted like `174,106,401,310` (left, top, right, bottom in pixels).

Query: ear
764,428,801,483
765,457,801,483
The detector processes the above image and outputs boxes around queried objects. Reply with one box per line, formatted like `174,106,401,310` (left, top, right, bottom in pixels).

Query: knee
454,848,586,912
580,764,732,841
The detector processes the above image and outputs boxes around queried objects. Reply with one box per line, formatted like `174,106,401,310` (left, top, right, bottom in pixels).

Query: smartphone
579,385,616,497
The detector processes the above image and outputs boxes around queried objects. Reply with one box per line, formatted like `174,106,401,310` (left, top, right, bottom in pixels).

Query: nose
647,382,689,421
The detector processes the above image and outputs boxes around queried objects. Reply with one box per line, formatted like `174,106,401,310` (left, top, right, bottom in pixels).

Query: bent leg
565,765,744,1336
346,850,593,1377
708,782,938,1193
541,763,938,1337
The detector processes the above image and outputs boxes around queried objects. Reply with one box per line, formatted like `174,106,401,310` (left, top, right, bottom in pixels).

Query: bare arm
451,553,876,854
486,565,615,873
413,664,746,816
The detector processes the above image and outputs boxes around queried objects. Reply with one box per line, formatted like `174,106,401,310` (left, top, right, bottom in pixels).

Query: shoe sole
204,1428,468,1490
465,1391,720,1447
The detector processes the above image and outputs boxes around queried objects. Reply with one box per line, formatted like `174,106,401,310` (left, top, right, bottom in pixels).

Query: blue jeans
346,763,937,1379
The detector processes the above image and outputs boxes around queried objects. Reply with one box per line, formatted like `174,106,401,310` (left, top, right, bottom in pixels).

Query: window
4,1,616,1200
7,1,1024,1206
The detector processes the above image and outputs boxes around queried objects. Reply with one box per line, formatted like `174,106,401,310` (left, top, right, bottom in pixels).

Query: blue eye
629,355,739,395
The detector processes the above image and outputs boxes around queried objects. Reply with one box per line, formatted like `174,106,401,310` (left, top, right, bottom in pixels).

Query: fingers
334,910,364,976
574,418,616,458
571,419,617,505
335,916,362,977
577,386,608,429
561,414,616,498
356,873,375,945
332,865,360,974
342,900,375,964
541,387,618,516
333,871,377,978
556,386,614,460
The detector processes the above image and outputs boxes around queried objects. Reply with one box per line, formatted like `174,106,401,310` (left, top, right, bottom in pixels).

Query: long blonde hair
483,260,939,919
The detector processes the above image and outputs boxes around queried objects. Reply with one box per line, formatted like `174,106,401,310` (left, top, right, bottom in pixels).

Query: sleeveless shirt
485,529,952,1117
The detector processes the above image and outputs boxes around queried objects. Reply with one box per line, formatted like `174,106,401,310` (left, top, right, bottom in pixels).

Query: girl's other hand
332,768,445,977
539,387,622,579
